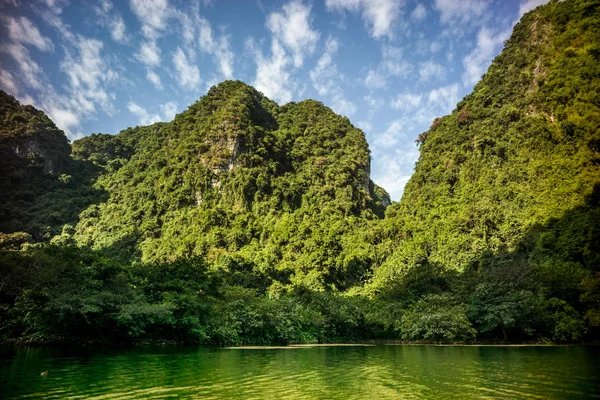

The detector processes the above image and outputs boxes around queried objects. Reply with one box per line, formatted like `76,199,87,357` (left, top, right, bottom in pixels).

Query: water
1,344,599,399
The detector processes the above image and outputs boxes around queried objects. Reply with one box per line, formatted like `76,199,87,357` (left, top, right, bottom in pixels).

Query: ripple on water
1,345,599,399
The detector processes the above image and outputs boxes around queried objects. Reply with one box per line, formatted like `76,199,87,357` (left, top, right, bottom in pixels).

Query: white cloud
462,27,508,86
61,37,116,116
331,94,356,117
94,0,128,43
411,3,427,21
160,101,178,120
391,93,422,112
325,0,404,39
47,106,80,136
39,0,69,14
128,101,162,125
248,39,293,104
364,95,383,111
429,40,442,53
173,47,200,90
310,37,340,96
389,83,461,129
129,0,171,38
0,69,18,94
375,118,405,148
195,17,234,79
434,0,488,25
3,10,117,140
136,40,161,67
214,36,234,79
516,0,549,23
364,69,386,89
1,43,44,89
37,5,76,42
110,15,127,43
419,61,446,82
146,70,162,89
357,120,372,133
197,17,214,53
4,16,54,51
372,152,418,200
325,0,361,9
267,0,320,68
364,45,412,89
428,83,460,112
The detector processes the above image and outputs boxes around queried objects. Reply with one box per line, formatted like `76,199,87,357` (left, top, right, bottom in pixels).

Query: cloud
4,16,54,51
357,120,372,133
61,37,117,116
36,4,76,41
128,101,161,125
135,40,162,67
331,94,356,117
462,27,508,86
267,0,320,68
516,0,549,22
194,17,234,79
0,69,19,94
248,38,293,104
160,101,178,120
4,8,118,139
94,0,128,43
364,44,412,89
173,47,200,90
39,0,69,14
310,37,340,96
110,16,127,43
365,69,386,89
364,95,383,111
129,0,171,38
391,93,422,112
427,82,460,112
1,43,44,90
374,118,406,148
214,36,234,79
198,17,214,53
411,3,427,21
372,151,418,200
419,61,446,82
390,83,461,128
47,106,80,136
325,0,404,39
434,0,488,26
308,37,355,116
146,70,162,89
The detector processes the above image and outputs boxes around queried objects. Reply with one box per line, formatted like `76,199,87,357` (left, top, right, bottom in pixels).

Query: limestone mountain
70,81,389,290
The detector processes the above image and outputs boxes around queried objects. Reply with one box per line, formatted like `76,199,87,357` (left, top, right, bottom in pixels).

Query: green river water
1,344,599,399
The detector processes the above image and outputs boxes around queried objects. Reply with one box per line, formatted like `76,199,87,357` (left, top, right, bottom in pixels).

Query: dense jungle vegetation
0,0,598,345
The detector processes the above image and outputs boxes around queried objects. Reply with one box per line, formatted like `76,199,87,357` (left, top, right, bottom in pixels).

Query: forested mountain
0,0,598,345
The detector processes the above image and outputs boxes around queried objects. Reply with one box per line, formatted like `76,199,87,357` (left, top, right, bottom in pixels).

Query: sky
0,0,549,200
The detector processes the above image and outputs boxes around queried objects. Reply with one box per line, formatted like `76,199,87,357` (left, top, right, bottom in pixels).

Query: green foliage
1,0,599,345
398,294,476,343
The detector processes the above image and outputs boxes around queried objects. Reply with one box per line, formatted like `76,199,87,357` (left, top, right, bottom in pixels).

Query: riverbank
4,336,594,348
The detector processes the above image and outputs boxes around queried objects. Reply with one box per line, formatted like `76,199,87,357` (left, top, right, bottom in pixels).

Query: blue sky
0,0,548,200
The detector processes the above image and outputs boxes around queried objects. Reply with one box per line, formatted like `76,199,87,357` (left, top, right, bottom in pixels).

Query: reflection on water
1,345,599,399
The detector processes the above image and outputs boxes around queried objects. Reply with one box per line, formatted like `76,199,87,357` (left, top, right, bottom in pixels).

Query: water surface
1,345,598,398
